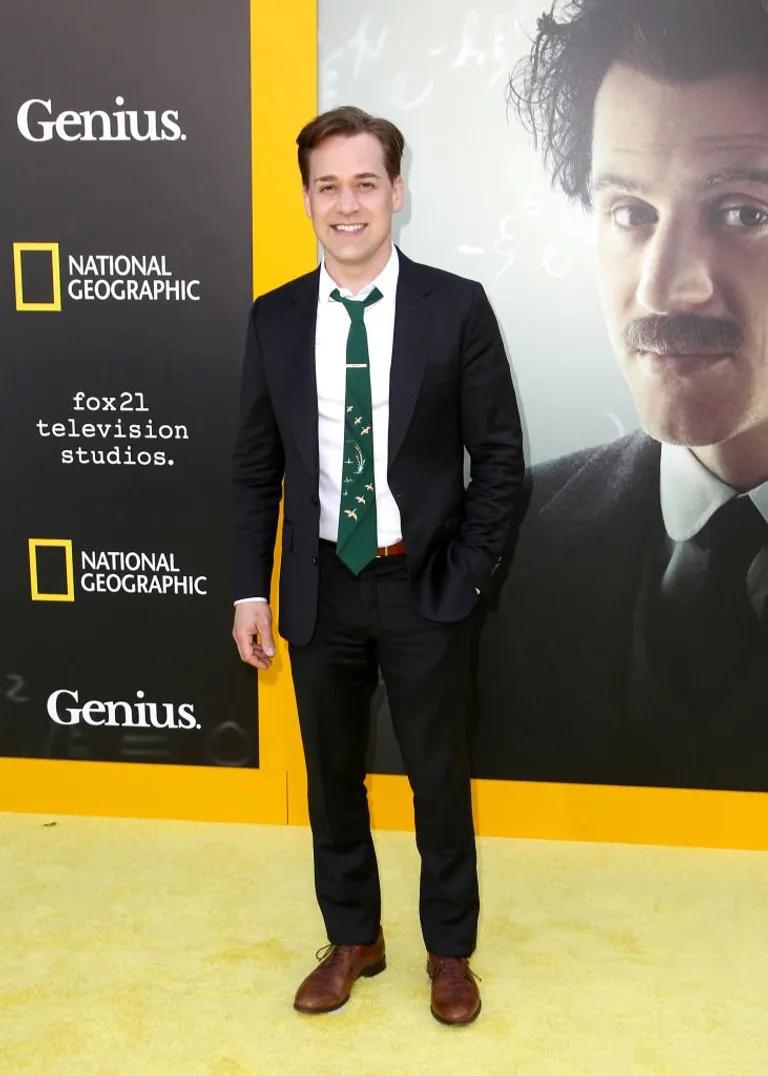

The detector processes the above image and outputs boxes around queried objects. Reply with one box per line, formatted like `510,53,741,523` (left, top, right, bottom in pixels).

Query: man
232,106,523,1023
473,0,768,793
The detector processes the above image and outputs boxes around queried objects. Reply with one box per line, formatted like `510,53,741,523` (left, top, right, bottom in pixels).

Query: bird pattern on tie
330,286,383,574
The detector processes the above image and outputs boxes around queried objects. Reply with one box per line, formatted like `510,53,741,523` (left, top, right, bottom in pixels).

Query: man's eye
320,185,335,194
720,205,768,229
611,204,654,229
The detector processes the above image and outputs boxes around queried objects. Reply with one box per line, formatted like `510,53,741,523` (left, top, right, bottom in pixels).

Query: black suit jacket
232,251,524,646
472,432,768,792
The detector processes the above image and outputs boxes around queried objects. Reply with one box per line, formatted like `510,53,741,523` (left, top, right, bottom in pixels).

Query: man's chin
638,414,735,450
629,376,748,448
323,232,375,258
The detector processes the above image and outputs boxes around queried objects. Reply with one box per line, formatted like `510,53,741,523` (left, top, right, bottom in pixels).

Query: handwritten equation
322,8,538,110
457,191,592,281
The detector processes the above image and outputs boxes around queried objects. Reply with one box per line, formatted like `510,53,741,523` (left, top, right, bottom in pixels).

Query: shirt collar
319,245,399,303
660,442,768,539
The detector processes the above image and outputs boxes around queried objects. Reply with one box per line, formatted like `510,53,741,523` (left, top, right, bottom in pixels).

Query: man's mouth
635,349,732,376
638,345,731,359
332,223,366,234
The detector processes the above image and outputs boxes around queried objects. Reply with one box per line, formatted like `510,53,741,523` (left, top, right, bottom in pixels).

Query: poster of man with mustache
472,0,768,793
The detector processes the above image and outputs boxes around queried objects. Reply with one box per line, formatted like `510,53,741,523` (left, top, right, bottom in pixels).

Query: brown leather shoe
293,930,386,1014
427,954,481,1026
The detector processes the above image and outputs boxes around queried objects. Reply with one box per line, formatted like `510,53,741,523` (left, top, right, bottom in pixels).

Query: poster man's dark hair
509,0,768,208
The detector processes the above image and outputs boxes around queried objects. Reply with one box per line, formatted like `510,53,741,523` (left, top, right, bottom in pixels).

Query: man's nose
336,184,360,214
636,222,715,313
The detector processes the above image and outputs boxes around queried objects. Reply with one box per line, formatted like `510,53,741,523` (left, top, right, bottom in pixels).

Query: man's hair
296,106,405,186
509,0,768,209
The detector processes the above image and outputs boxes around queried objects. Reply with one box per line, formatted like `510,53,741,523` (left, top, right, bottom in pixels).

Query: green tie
331,286,383,574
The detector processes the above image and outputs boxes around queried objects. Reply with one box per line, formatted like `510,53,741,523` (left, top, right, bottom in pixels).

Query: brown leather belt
376,539,405,558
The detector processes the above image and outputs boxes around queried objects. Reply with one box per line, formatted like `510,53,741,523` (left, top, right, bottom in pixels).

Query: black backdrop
0,0,257,767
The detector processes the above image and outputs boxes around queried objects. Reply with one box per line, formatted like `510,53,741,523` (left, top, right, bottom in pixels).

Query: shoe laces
431,956,482,983
315,942,350,969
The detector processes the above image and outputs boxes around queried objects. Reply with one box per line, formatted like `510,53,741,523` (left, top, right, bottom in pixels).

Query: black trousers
288,540,478,957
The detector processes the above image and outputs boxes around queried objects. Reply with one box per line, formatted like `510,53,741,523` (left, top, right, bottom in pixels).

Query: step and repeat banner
1,0,257,770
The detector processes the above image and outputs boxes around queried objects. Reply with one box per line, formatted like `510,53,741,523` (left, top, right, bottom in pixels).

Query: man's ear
392,174,405,213
302,185,313,220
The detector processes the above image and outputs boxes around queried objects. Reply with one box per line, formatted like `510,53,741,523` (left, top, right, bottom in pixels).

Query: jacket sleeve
457,282,525,595
231,298,285,601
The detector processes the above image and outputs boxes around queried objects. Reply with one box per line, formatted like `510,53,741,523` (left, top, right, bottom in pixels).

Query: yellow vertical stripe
250,0,317,795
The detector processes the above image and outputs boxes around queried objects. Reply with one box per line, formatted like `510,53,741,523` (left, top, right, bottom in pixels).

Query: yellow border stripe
471,778,768,850
0,759,286,824
358,774,768,851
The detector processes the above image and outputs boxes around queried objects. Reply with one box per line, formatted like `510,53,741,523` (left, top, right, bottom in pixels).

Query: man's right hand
233,601,277,670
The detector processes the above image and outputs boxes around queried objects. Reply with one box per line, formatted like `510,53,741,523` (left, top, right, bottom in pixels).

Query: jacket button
311,495,319,506
312,556,318,566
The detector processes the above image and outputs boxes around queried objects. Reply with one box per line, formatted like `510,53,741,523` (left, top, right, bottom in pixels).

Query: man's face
592,65,768,454
302,132,403,281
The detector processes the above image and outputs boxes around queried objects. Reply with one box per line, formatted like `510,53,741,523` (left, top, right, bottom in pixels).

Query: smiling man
232,107,523,1022
473,0,768,792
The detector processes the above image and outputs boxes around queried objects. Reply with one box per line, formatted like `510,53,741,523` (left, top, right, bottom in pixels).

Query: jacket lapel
388,251,432,467
283,252,432,478
283,268,320,480
534,433,662,711
473,434,663,781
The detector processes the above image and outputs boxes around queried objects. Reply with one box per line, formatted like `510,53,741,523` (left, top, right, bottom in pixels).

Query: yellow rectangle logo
29,539,75,602
13,243,62,312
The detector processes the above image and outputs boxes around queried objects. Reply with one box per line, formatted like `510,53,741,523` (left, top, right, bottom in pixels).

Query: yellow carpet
1,813,767,1075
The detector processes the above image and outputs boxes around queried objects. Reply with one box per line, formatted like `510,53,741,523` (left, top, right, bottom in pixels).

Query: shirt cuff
234,597,268,605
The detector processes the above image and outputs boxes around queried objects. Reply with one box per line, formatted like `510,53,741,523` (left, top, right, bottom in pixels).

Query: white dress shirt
316,245,402,546
236,246,403,605
660,443,768,539
660,443,768,609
